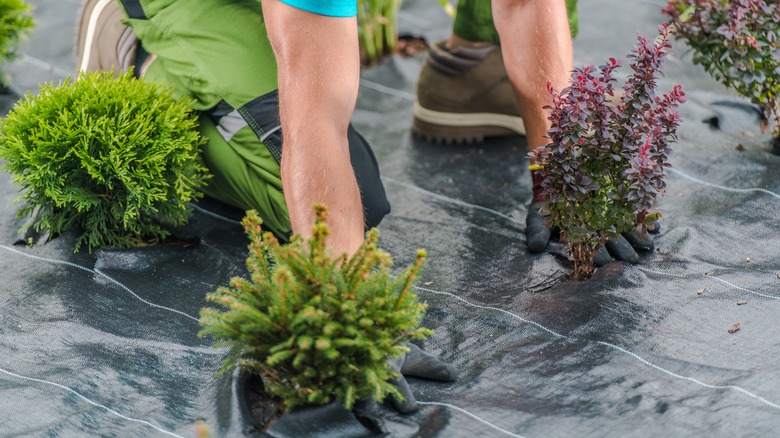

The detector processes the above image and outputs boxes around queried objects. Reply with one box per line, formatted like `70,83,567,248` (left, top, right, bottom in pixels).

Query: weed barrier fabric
2,0,780,436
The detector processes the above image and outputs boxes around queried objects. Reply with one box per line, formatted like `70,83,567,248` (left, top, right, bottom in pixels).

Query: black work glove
386,343,458,414
526,201,659,266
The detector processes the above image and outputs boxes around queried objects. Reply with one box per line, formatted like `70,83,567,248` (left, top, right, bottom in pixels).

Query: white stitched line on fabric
637,268,687,278
20,55,72,79
0,367,185,438
597,341,780,410
707,275,780,299
669,167,780,200
639,268,780,300
189,203,243,226
359,79,417,101
0,245,199,322
414,285,780,413
93,268,199,322
415,286,565,338
382,177,523,225
417,401,527,438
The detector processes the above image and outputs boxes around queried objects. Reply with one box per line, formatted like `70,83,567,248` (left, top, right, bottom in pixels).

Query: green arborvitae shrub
0,0,34,86
0,71,210,252
199,206,433,412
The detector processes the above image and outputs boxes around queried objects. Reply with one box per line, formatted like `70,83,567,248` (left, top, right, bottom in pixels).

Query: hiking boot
76,0,137,75
412,41,525,144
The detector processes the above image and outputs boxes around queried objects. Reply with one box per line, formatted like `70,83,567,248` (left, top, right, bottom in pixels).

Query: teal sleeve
279,0,357,17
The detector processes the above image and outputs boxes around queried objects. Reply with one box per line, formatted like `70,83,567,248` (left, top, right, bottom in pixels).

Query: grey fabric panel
215,109,248,142
259,124,281,143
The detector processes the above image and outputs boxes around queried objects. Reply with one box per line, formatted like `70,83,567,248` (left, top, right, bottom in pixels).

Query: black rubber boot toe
526,202,551,253
621,231,654,252
605,236,639,264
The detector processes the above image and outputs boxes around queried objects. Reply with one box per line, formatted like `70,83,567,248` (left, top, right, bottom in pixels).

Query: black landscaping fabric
2,0,780,437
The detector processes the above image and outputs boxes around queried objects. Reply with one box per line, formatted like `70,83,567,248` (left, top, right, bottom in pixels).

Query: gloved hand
386,343,458,414
526,201,659,267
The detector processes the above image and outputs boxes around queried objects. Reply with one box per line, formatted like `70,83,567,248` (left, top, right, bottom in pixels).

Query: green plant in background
357,0,455,66
663,0,780,139
0,0,34,87
0,71,210,252
199,206,432,412
357,0,454,65
357,0,401,65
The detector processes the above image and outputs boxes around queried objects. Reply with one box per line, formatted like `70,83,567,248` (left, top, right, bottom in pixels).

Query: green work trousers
453,0,579,43
114,0,390,239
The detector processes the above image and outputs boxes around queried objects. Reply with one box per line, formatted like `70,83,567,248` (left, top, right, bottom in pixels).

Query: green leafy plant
663,0,780,139
0,71,210,252
0,0,34,87
199,206,432,412
529,25,686,280
357,0,401,65
357,0,454,65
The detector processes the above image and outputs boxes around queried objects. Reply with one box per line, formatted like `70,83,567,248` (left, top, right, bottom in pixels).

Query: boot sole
412,102,526,144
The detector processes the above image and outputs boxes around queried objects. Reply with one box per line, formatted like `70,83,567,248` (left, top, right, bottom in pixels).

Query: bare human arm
262,0,364,256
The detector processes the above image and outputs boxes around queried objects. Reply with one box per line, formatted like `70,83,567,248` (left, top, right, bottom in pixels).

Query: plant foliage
529,25,686,279
0,71,210,252
199,206,432,411
356,0,454,66
357,0,401,65
0,0,34,86
663,0,780,137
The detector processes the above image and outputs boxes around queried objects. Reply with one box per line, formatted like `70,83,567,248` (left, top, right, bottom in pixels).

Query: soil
396,35,429,58
242,373,386,436
244,374,284,433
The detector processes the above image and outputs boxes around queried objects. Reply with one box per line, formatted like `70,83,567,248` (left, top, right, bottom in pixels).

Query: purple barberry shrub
529,25,686,280
663,0,780,138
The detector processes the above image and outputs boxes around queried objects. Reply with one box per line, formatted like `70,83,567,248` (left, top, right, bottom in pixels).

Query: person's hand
526,201,659,266
386,343,458,414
